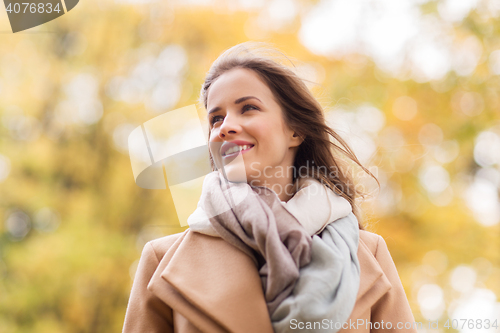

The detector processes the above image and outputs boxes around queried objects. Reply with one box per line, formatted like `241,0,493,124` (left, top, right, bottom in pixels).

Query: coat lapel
147,229,391,332
147,230,274,333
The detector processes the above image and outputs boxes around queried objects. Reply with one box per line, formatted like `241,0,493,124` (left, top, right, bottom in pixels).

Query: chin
220,155,248,183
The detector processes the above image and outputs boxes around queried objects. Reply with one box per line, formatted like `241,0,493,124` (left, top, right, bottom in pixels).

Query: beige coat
122,229,418,332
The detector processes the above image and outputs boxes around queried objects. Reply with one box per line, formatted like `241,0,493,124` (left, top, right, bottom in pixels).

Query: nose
218,114,240,139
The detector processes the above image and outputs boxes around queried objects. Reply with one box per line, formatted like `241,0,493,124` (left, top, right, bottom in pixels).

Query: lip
220,140,255,157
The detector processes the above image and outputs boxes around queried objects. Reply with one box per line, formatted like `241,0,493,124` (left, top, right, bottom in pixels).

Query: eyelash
210,104,259,126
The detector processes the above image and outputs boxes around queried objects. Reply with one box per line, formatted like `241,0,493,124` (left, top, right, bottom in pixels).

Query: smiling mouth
222,144,254,158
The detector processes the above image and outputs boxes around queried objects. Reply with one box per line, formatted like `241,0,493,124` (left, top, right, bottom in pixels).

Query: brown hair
198,41,379,230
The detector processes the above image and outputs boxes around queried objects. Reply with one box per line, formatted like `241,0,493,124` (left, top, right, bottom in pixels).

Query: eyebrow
208,96,262,115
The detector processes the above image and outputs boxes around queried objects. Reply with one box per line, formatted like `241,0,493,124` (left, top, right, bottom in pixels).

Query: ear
290,131,304,148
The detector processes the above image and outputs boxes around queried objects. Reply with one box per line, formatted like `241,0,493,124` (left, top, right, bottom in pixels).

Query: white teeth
223,145,253,156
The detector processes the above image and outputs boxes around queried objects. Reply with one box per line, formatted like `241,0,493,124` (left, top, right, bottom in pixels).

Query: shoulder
143,230,188,262
358,231,417,328
359,229,385,256
359,230,403,282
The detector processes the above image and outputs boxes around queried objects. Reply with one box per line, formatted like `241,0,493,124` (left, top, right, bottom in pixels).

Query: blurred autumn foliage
0,0,499,332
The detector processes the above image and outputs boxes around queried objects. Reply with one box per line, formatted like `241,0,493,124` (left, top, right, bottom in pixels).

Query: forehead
206,68,274,107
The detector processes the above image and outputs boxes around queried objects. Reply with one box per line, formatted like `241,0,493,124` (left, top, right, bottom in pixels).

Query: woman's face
207,67,302,185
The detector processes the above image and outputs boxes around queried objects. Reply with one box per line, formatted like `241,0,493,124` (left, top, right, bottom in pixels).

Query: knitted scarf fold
187,171,360,332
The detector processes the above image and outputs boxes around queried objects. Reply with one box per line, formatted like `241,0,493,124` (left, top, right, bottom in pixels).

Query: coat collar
147,229,391,332
351,235,392,319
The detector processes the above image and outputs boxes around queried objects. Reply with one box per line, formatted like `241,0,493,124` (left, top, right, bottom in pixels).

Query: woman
122,42,418,333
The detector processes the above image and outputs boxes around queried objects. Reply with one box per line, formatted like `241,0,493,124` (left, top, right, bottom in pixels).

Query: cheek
248,122,273,151
252,128,286,158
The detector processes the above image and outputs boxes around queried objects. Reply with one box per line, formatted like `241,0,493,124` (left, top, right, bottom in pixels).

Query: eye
242,104,259,111
210,115,224,125
209,104,260,126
